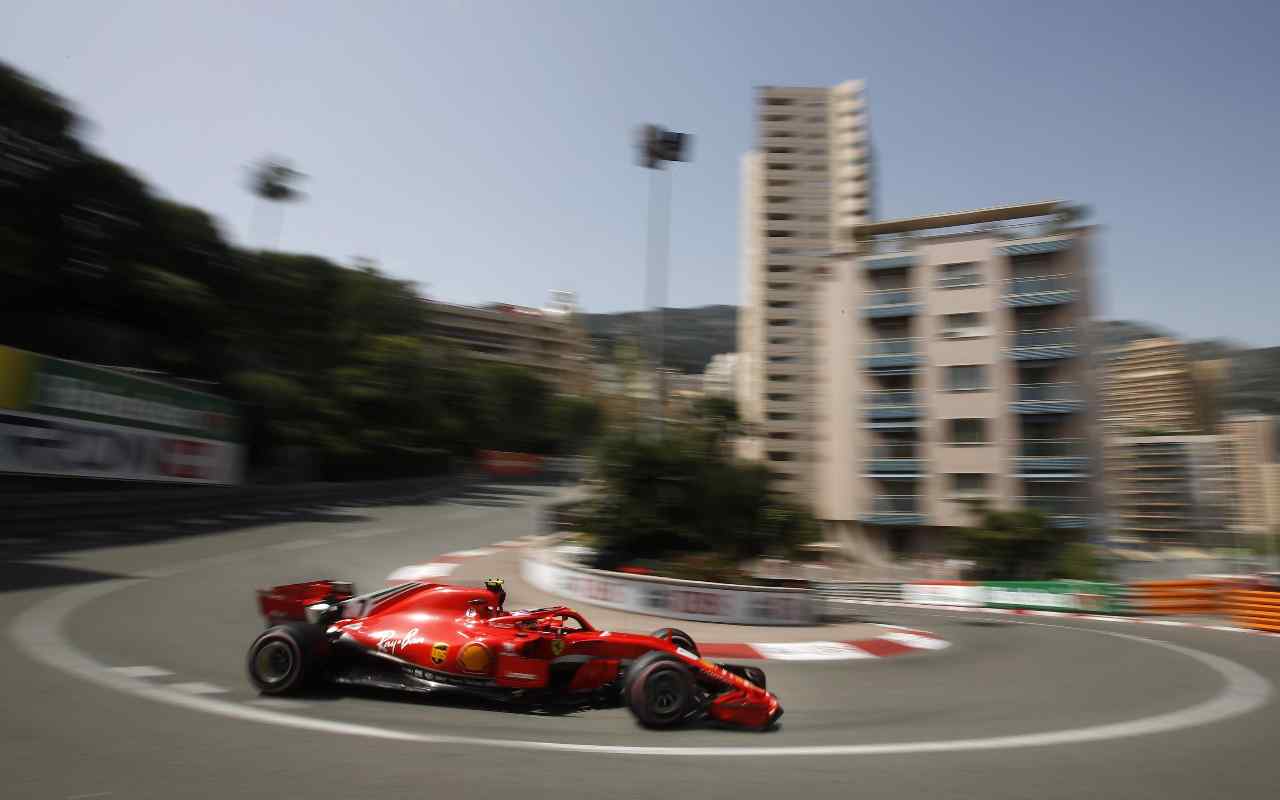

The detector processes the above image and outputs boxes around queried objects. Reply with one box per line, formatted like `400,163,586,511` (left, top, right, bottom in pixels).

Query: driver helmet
484,577,506,612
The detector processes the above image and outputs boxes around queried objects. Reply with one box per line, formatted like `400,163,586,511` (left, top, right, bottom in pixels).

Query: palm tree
246,155,306,249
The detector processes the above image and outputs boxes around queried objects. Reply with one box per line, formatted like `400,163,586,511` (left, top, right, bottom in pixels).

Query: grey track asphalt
3,481,1279,799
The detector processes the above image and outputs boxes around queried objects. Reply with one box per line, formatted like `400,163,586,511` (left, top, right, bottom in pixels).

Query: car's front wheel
246,622,328,695
624,651,697,729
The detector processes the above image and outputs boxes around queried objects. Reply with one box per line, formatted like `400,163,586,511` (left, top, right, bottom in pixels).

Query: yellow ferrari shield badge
431,642,449,665
550,638,565,657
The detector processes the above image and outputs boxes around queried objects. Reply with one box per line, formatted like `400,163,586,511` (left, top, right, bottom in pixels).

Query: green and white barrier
904,580,1128,614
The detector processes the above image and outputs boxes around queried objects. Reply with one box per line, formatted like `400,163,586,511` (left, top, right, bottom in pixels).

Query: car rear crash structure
247,578,782,730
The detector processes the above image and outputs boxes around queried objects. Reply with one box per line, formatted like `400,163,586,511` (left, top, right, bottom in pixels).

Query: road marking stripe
448,548,496,558
249,698,309,710
749,641,874,661
271,539,325,550
878,631,951,651
386,563,457,583
170,682,227,695
109,665,173,679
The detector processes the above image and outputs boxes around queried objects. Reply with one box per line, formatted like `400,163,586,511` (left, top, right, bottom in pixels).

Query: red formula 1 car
246,577,782,730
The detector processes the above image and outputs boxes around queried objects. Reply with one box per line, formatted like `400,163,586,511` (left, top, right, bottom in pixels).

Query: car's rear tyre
247,622,328,695
719,663,767,689
624,651,697,729
649,627,700,657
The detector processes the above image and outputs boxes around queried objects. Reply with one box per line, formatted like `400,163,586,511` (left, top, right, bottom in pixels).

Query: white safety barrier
521,549,816,626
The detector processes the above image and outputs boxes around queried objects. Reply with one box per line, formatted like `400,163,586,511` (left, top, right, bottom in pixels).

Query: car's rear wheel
624,651,697,729
247,622,328,695
649,627,700,657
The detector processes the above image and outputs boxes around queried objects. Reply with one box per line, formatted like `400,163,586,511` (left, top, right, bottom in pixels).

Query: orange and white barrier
1124,579,1230,616
1226,589,1280,633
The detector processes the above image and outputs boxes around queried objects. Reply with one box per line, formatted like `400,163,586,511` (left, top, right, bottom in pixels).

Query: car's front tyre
623,651,697,729
247,622,328,695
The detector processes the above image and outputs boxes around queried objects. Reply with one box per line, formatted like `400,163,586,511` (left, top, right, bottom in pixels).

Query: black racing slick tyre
649,627,700,657
719,663,767,690
624,651,697,729
246,622,329,695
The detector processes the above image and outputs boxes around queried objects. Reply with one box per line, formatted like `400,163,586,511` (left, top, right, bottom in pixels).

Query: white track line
750,641,874,661
170,682,227,695
109,666,173,679
386,563,458,582
271,539,325,551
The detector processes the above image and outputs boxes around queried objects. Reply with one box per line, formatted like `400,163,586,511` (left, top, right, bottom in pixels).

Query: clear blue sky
5,1,1278,344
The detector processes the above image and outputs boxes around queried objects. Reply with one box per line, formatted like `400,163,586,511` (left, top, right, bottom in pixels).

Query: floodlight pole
636,125,692,439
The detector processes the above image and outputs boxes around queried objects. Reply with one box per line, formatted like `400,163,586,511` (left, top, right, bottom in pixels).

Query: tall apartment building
1107,435,1239,545
737,81,874,499
814,202,1100,559
1222,414,1279,534
426,296,592,396
1101,338,1207,435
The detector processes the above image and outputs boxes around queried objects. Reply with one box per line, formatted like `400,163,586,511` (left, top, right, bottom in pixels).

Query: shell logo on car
458,642,492,673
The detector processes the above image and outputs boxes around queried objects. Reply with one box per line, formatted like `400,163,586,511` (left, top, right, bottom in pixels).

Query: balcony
864,338,920,370
865,390,918,420
862,288,919,319
1008,327,1076,360
1004,274,1077,307
1010,383,1083,414
865,443,923,477
1018,496,1090,529
1016,438,1089,477
860,248,917,268
861,495,924,526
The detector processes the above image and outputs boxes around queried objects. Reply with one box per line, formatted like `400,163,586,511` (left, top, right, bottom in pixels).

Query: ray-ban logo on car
375,627,425,653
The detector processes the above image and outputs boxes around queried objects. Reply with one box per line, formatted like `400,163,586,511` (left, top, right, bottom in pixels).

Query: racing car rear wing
257,579,356,623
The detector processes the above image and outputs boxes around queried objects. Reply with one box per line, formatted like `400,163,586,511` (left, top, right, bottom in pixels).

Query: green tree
953,507,1076,581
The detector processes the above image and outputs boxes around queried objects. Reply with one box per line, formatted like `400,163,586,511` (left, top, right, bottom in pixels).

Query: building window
940,312,985,338
768,355,797,363
767,319,796,327
945,364,989,392
767,300,795,309
768,374,792,382
767,230,794,238
768,451,795,462
767,393,794,402
768,432,795,440
947,418,989,445
767,282,796,291
937,262,982,288
768,337,794,345
767,412,796,421
950,474,989,496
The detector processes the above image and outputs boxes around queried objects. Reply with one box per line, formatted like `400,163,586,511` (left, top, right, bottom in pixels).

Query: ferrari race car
247,577,782,729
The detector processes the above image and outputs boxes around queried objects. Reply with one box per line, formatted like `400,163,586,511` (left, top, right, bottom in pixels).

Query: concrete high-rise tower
737,81,874,500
